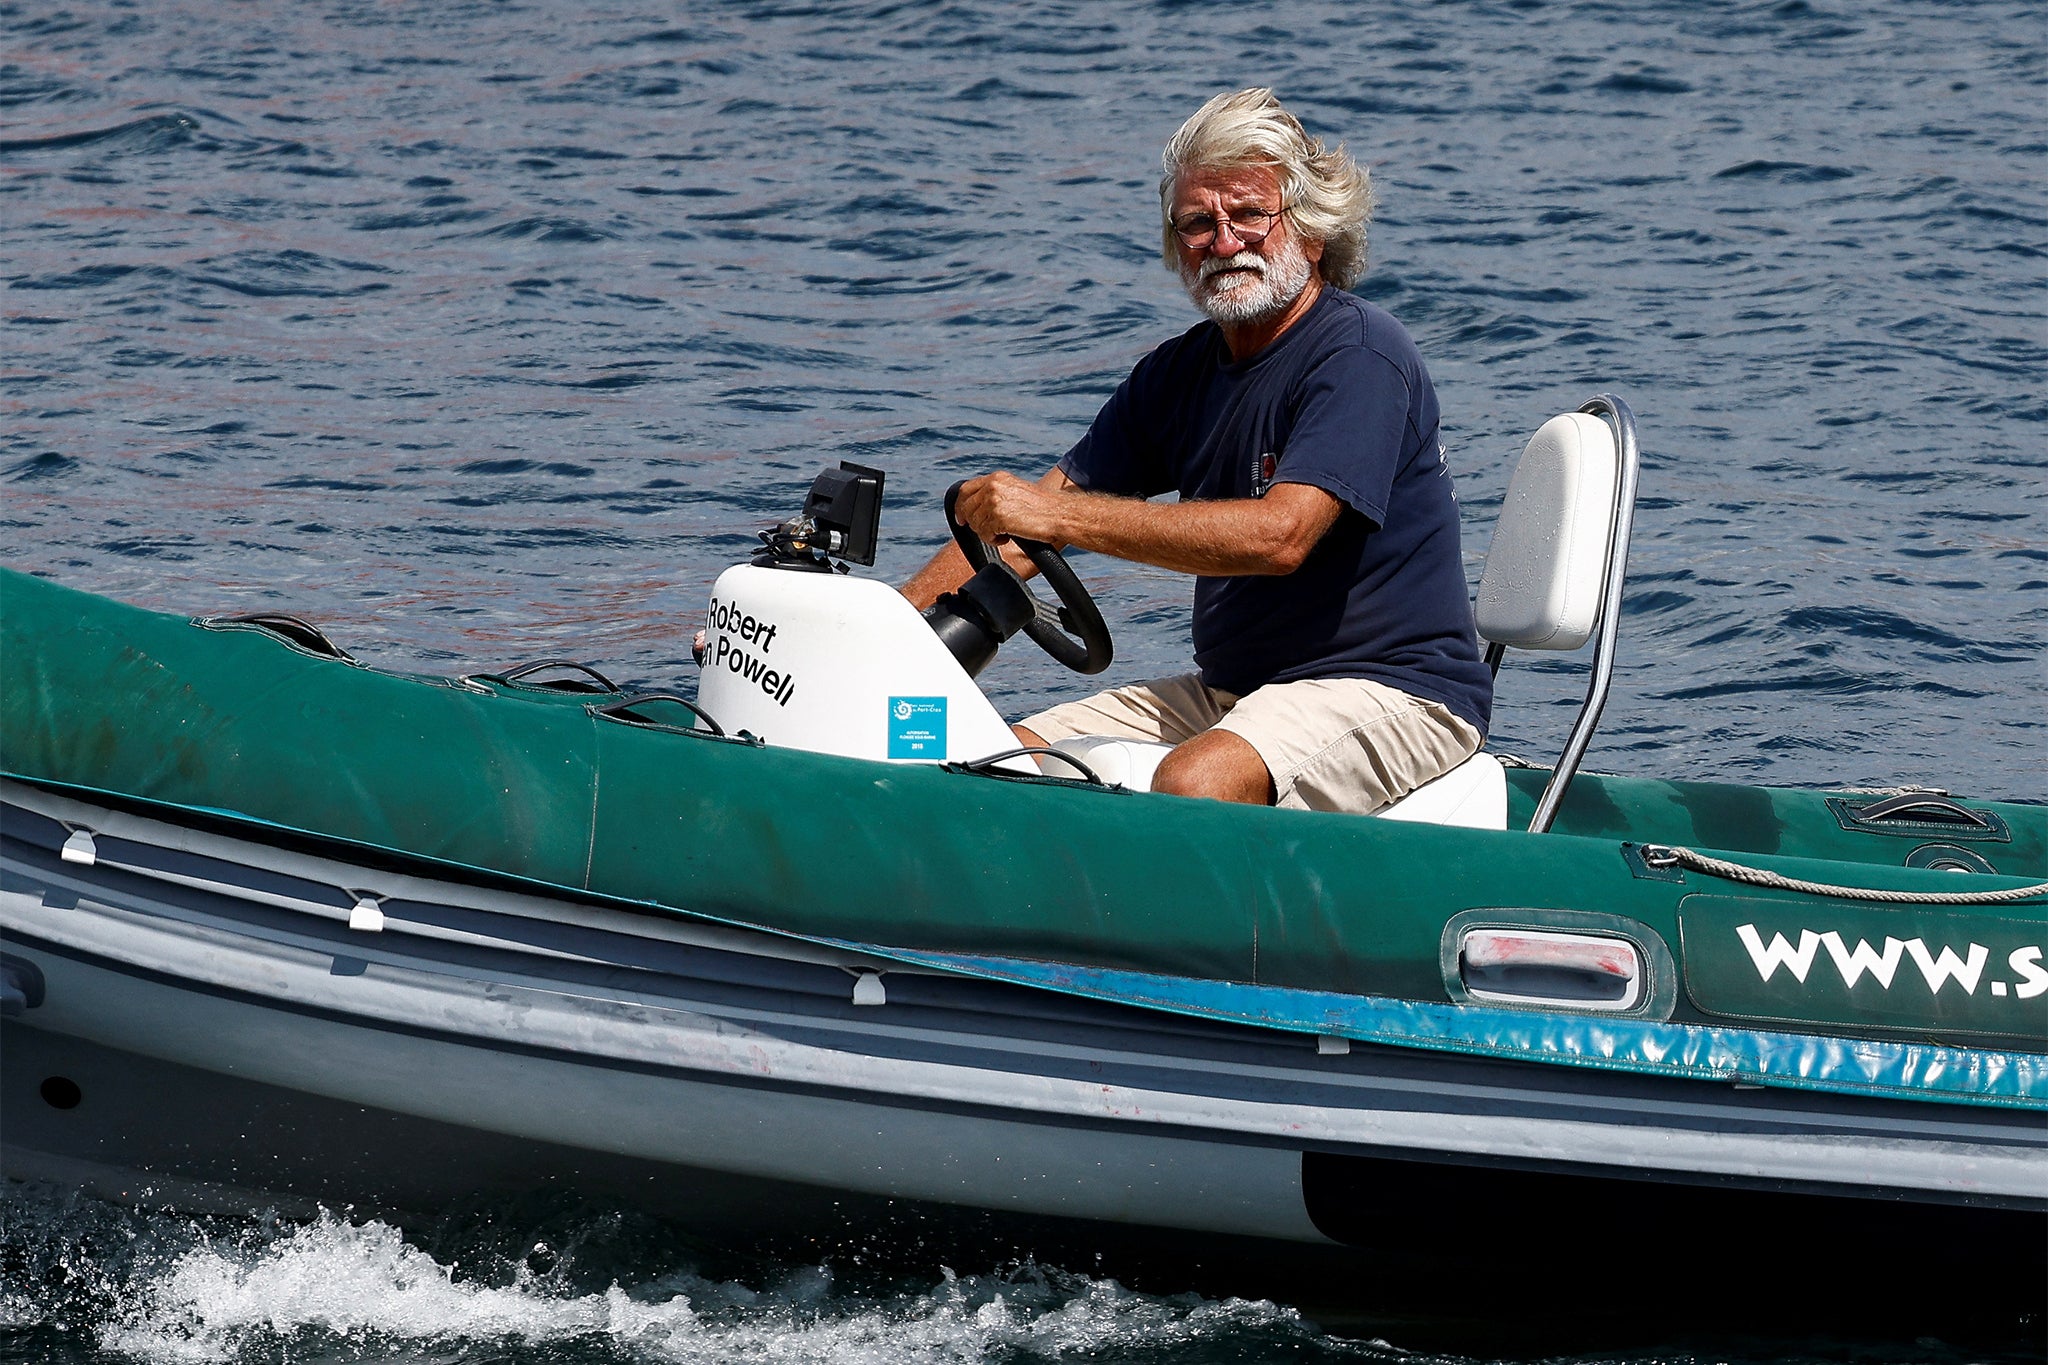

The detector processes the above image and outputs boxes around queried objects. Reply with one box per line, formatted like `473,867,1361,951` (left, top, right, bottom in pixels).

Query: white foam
87,1209,1306,1363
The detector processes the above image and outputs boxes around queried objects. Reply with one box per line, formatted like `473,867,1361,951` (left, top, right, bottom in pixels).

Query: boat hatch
1459,927,1643,1011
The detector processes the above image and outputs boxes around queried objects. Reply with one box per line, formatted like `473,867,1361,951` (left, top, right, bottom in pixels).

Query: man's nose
1209,220,1248,253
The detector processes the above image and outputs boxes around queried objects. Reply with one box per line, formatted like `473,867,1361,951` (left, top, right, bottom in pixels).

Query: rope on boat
1641,845,2048,905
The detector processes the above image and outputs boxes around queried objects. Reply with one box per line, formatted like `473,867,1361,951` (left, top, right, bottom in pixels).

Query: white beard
1180,233,1314,328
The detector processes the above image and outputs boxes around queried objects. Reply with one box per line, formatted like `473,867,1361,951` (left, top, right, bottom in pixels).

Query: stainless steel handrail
1527,392,1641,834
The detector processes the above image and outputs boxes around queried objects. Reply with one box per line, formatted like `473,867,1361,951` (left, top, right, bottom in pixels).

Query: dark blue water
2,1,2043,1359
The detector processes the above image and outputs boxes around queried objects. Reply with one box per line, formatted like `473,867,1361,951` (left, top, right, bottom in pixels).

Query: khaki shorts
1020,674,1483,815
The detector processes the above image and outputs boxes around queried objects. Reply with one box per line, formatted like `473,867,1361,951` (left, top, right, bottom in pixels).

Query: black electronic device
755,462,886,571
800,462,885,566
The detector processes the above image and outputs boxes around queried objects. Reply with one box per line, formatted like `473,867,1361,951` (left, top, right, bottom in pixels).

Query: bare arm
953,473,1343,578
900,466,1076,610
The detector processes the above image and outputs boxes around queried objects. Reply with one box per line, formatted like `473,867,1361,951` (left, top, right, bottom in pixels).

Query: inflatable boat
2,397,2043,1302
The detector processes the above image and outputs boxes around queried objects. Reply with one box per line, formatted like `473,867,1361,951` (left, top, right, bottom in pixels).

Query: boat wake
0,1182,1336,1364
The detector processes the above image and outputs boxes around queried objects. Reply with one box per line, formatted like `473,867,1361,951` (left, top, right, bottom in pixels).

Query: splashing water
2,1184,1348,1365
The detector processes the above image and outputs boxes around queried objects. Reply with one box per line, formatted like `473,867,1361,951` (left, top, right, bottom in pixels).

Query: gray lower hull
4,778,2044,1252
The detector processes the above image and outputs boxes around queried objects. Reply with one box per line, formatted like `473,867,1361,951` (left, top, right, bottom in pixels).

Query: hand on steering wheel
945,481,1113,675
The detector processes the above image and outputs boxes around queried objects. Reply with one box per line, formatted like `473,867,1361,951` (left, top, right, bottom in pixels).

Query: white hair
1159,88,1375,291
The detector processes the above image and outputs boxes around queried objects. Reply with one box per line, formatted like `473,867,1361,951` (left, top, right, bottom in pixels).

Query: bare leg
1152,729,1276,805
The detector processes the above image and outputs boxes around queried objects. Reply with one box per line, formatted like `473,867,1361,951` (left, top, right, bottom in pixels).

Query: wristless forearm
1058,491,1305,576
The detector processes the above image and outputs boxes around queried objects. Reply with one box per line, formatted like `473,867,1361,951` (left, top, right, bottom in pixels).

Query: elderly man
903,88,1491,813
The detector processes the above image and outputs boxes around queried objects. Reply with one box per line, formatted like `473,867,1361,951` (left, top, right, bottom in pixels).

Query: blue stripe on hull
858,947,2047,1110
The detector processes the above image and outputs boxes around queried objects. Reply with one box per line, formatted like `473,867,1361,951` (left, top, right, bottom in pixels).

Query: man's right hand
952,470,1073,547
900,466,1074,609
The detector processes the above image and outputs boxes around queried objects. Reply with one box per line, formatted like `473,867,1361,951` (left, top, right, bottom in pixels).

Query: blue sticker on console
887,696,947,759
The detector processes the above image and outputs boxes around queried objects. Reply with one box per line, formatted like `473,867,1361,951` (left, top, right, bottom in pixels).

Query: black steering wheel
945,481,1113,675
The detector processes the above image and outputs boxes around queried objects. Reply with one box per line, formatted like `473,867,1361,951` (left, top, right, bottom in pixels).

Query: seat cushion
1047,735,1173,790
1371,751,1508,829
1051,734,1508,830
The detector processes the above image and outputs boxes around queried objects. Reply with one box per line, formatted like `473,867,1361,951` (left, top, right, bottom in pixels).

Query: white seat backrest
1474,411,1619,652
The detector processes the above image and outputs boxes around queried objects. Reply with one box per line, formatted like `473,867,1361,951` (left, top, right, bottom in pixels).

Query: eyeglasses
1171,205,1282,250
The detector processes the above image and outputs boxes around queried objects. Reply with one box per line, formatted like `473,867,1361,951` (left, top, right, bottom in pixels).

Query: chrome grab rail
1527,392,1641,835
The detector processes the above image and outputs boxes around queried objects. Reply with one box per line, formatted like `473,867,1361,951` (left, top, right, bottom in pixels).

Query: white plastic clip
851,971,886,1006
1316,1034,1351,1056
60,829,98,866
348,896,386,933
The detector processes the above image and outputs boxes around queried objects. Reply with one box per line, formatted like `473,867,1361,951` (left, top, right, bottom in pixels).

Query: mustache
1197,252,1266,282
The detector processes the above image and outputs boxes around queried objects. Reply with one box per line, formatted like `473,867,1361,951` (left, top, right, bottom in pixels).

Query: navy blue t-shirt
1059,287,1492,735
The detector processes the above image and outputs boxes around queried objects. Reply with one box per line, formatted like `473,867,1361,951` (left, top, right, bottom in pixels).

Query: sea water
1,0,2042,1359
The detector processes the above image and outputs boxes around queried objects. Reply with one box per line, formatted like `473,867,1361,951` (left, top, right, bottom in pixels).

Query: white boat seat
1046,735,1172,791
1373,751,1507,828
1047,735,1507,829
1474,398,1641,833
